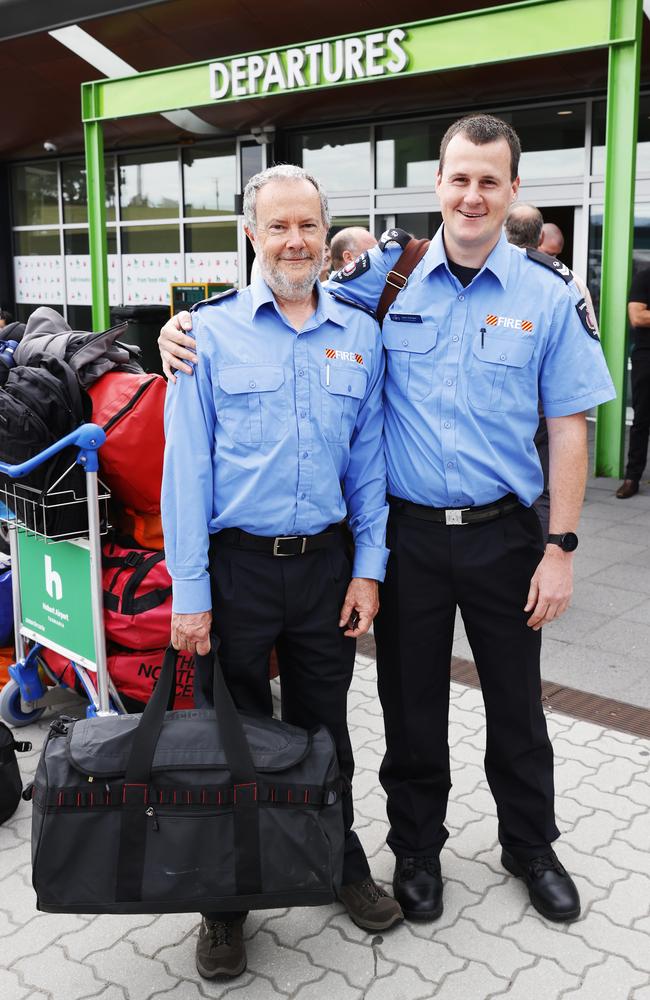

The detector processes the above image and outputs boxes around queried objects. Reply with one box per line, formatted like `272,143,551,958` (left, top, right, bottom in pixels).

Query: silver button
500,354,506,361
446,379,453,386
444,421,451,428
447,461,455,469
300,492,306,500
402,339,409,347
302,451,308,459
452,335,459,342
458,294,464,301
249,380,256,388
298,369,304,376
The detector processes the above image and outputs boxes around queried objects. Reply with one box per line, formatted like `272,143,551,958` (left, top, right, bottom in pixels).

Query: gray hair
504,203,544,249
243,164,330,234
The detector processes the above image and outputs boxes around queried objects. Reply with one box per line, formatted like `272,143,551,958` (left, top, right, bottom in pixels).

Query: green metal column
83,119,110,331
595,0,642,476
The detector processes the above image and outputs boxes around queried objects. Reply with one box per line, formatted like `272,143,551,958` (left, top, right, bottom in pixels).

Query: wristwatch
547,532,579,552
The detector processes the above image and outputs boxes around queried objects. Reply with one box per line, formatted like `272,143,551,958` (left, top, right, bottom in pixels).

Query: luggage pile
0,307,182,710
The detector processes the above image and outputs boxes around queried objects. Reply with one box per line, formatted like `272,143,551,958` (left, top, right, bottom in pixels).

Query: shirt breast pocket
468,337,535,412
216,365,287,444
382,319,438,401
320,365,367,443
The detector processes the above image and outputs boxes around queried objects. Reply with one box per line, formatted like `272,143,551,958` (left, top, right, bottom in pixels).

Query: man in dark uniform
162,164,402,981
617,265,650,498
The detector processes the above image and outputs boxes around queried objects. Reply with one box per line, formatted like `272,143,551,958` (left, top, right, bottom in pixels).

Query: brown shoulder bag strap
376,237,431,326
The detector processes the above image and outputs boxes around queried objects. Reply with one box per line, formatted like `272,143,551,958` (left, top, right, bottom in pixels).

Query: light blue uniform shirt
162,273,388,614
328,227,615,508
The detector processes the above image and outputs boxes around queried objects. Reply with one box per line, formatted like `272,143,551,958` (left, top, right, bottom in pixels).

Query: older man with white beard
161,164,401,980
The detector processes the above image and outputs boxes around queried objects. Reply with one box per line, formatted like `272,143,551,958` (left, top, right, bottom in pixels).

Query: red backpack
102,541,172,650
88,371,166,513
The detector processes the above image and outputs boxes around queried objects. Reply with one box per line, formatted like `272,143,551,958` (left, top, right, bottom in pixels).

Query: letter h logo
44,554,63,602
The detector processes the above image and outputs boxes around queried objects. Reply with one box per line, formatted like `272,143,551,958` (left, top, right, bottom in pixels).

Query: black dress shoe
501,849,580,922
393,856,443,921
616,479,639,499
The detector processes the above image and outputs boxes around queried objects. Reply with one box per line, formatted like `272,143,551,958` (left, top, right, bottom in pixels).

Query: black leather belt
388,493,521,526
213,523,344,556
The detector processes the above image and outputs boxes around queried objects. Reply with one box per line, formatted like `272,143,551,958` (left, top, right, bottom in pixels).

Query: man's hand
339,578,379,637
171,610,212,654
158,310,196,382
524,547,573,630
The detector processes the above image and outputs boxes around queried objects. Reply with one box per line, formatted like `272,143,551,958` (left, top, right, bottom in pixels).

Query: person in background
319,240,332,282
0,309,14,330
538,222,565,258
616,265,650,498
330,227,378,273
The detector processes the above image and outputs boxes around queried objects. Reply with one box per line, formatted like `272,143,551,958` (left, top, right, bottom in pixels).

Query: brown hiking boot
338,876,404,931
195,916,246,979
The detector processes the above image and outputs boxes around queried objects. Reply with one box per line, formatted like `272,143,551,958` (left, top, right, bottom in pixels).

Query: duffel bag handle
117,642,262,902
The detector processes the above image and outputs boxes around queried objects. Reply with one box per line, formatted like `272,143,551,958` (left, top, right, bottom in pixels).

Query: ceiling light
557,110,573,116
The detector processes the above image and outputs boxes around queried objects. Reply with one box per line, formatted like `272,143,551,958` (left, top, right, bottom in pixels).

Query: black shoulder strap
525,247,573,285
190,287,238,313
327,290,376,319
377,228,412,253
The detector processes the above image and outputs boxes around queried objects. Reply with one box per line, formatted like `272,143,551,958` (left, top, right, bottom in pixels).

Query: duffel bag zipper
145,806,159,830
103,376,156,433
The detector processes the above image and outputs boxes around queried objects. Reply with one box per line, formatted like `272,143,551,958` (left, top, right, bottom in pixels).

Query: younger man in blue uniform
159,116,615,927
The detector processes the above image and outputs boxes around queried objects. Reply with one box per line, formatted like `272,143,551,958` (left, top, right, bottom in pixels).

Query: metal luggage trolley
0,424,125,726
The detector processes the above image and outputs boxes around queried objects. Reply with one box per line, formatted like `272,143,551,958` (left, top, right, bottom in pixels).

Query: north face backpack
0,357,92,538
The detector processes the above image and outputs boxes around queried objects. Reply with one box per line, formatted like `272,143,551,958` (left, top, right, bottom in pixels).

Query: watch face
562,532,579,552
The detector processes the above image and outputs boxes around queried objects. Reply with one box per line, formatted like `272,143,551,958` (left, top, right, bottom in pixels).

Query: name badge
389,313,423,324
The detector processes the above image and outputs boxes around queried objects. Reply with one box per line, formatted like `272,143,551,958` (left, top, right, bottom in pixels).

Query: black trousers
201,534,369,922
625,356,650,481
374,504,560,863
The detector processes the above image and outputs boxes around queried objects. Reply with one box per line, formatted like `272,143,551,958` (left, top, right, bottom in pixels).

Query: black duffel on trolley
30,646,344,913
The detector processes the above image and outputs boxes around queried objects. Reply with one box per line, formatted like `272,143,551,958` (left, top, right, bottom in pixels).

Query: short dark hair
504,204,544,249
439,114,521,182
0,309,13,324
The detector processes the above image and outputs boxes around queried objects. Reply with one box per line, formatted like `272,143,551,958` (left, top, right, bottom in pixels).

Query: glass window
67,305,93,330
119,150,179,221
62,158,116,223
501,105,586,179
183,143,237,217
120,225,180,253
592,96,650,177
376,122,440,189
63,228,117,254
289,128,370,191
184,222,237,253
586,206,650,318
375,213,440,241
13,230,60,255
12,163,59,226
241,143,263,189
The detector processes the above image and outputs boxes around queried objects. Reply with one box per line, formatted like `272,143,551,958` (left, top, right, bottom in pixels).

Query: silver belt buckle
445,508,468,526
273,535,307,556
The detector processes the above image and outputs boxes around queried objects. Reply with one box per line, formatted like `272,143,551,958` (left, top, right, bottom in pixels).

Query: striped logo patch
485,314,534,333
325,348,364,364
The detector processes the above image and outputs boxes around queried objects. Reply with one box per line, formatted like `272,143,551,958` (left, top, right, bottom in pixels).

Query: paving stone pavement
2,645,650,1000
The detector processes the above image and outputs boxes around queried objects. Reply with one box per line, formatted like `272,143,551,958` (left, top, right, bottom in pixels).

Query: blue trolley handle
0,423,106,479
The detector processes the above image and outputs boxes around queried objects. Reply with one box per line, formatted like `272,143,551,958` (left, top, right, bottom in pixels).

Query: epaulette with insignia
331,251,370,284
378,228,412,252
526,248,599,340
328,290,377,319
190,287,238,312
525,247,572,284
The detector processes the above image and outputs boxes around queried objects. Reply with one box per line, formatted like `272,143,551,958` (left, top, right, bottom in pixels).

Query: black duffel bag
0,721,31,824
30,645,344,914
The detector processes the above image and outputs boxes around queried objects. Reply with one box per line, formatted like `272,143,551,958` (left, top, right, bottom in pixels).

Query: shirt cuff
171,576,212,615
352,544,389,582
543,384,616,418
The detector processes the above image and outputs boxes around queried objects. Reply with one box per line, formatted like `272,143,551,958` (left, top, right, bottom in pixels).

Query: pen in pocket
480,327,486,348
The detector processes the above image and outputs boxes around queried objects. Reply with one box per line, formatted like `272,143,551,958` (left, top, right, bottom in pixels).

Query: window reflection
63,228,117,254
183,144,237,216
376,122,441,188
61,159,116,224
184,222,238,252
500,105,585,179
12,163,59,226
13,230,60,255
587,208,650,318
376,213,440,240
289,128,370,191
119,151,179,221
592,96,650,177
120,225,180,253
